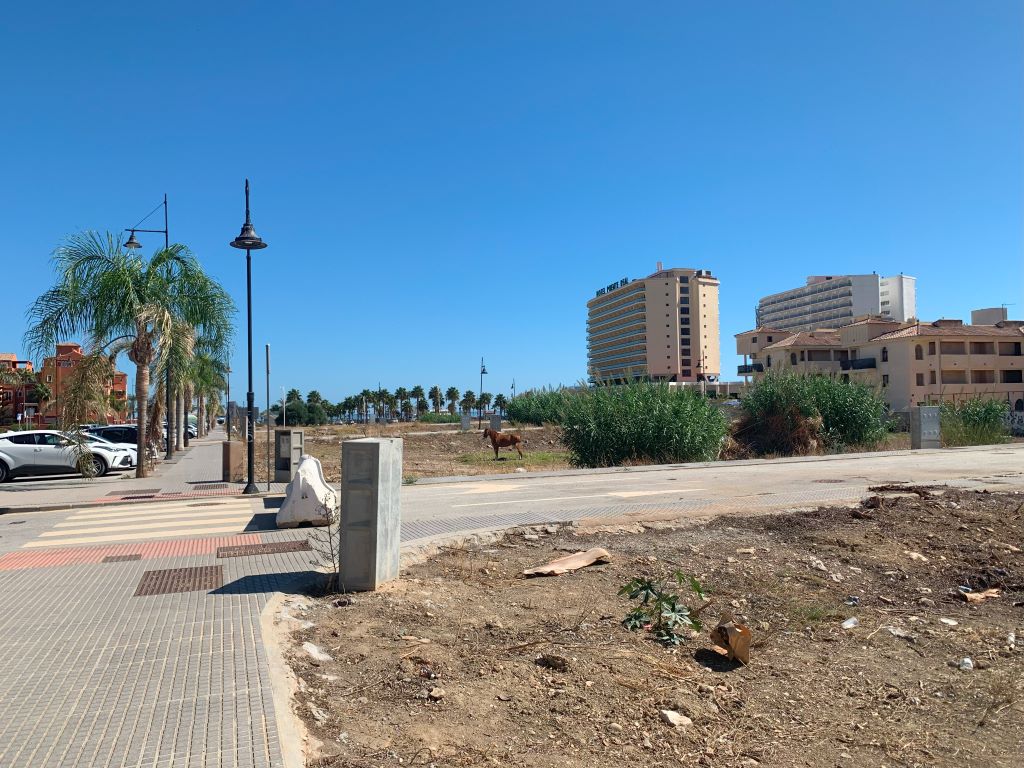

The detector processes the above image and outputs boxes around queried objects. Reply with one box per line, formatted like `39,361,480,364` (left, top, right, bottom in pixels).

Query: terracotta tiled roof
763,331,841,350
871,323,1024,341
736,326,785,337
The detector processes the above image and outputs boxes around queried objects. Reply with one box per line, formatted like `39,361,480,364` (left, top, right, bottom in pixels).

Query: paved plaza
0,437,1022,767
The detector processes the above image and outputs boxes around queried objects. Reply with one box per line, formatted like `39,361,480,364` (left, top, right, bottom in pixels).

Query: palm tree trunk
183,385,192,447
175,393,184,451
135,363,149,479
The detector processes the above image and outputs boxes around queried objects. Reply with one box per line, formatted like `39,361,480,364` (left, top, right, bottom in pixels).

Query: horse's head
482,428,493,440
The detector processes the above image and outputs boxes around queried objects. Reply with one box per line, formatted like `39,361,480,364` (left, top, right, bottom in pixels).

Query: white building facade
756,274,916,332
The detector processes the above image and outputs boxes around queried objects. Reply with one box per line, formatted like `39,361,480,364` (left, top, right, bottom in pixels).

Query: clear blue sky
1,2,1021,403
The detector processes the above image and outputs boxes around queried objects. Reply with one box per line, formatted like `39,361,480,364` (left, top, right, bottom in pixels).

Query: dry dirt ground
252,423,569,483
283,487,1023,768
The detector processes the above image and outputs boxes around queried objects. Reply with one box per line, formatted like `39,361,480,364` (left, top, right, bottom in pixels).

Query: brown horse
482,427,524,459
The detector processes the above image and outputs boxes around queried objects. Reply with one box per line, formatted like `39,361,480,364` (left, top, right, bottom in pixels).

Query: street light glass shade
481,366,488,375
124,231,142,249
229,222,267,250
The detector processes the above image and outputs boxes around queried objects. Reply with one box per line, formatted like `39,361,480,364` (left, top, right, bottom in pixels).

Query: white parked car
0,430,134,482
73,431,139,467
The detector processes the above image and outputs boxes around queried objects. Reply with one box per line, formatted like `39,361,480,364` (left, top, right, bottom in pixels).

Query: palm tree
306,390,323,405
493,393,508,417
359,388,374,422
478,392,492,416
25,232,234,478
460,389,476,415
190,350,228,438
410,385,425,419
428,386,443,414
286,388,302,403
445,386,460,416
394,387,409,421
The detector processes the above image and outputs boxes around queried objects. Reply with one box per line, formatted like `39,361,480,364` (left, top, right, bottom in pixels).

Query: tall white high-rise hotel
756,274,916,332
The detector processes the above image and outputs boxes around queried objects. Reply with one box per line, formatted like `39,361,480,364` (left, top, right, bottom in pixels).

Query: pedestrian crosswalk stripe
24,498,263,549
23,525,253,548
67,499,253,521
43,515,254,536
56,509,254,528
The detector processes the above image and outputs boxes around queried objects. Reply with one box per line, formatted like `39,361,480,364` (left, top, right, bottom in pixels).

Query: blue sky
1,2,1021,403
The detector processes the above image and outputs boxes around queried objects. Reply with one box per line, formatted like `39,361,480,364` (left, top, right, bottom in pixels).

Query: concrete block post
489,414,502,431
340,438,403,591
460,413,471,432
910,406,941,449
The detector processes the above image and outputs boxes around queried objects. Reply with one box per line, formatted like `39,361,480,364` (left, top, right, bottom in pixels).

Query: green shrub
417,412,462,424
505,388,572,425
620,570,707,646
940,398,1010,446
737,373,889,455
559,381,728,467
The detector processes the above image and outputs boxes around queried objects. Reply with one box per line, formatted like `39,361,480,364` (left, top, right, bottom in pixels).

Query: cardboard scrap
522,547,612,577
709,612,752,665
962,588,1001,604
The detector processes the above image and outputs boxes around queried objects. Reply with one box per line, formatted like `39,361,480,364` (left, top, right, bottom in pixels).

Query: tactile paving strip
216,540,311,558
134,565,223,596
101,554,142,563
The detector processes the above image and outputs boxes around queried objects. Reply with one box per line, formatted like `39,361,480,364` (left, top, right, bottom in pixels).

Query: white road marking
23,525,250,548
450,488,703,508
608,488,705,498
41,515,254,537
69,500,252,521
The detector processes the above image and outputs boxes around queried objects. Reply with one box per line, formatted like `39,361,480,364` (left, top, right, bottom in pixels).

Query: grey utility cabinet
274,428,305,482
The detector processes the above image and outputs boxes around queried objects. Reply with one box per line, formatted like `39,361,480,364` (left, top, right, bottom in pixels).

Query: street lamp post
225,367,232,438
479,357,487,428
124,194,174,461
229,179,267,496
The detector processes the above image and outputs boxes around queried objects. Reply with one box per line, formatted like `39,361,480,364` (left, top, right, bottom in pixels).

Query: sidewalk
0,430,290,513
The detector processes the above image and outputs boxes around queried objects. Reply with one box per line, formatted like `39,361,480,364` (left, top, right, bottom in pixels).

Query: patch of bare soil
286,489,1024,767
253,424,568,483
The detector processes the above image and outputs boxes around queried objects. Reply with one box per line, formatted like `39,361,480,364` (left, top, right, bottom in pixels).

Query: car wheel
0,461,8,483
90,455,108,477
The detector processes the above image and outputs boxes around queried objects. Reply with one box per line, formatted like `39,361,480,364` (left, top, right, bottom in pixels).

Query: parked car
87,425,140,445
0,430,134,482
73,431,138,467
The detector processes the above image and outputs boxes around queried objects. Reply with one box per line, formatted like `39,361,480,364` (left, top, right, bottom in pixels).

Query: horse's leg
493,442,499,459
516,442,523,459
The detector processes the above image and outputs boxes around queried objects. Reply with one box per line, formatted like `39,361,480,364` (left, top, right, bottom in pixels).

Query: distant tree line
269,386,511,426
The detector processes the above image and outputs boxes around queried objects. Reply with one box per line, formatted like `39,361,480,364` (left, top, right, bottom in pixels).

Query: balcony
840,358,876,370
737,363,764,374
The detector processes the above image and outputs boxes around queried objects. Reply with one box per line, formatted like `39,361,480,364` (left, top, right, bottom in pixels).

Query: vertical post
266,343,271,492
244,249,258,495
225,372,231,439
340,438,402,590
164,193,174,461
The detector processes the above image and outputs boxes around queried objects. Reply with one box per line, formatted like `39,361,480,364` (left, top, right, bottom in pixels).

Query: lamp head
229,179,268,250
124,230,142,249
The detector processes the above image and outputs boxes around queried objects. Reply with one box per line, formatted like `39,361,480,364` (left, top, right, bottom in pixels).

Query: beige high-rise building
586,264,721,383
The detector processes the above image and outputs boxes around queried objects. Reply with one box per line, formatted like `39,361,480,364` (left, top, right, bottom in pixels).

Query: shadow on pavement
242,513,280,532
211,570,321,595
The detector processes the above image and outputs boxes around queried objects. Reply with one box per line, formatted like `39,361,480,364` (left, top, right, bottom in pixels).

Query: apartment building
755,274,916,332
735,315,1024,415
587,264,720,383
0,354,35,426
38,343,130,424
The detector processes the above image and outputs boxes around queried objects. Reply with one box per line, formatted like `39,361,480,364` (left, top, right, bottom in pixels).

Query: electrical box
910,406,940,450
274,429,305,482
